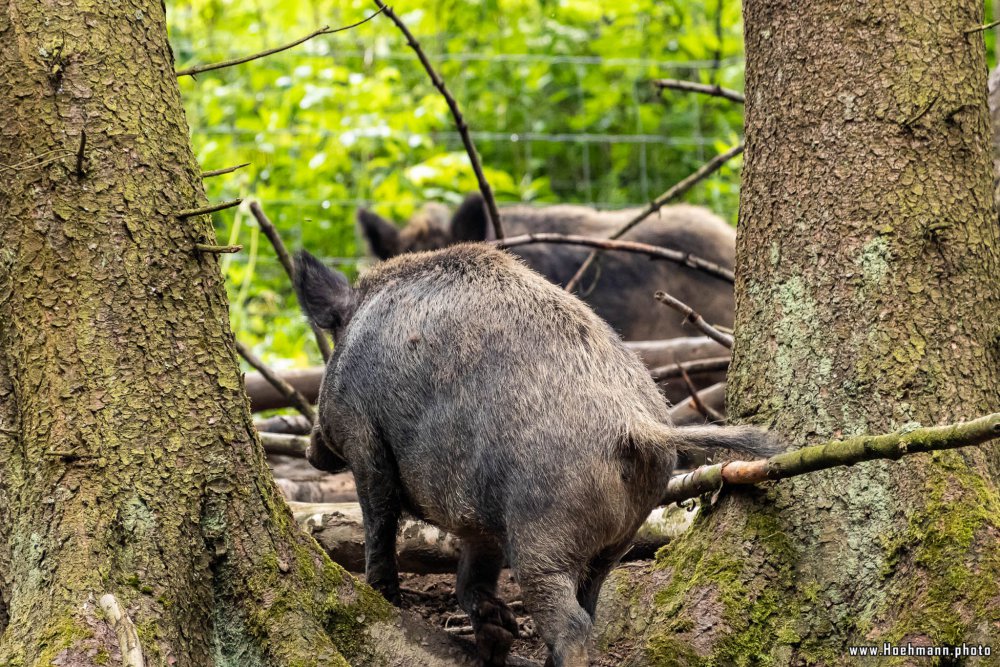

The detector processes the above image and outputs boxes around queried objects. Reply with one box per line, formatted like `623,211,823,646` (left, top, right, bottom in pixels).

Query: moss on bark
596,0,1000,663
0,2,469,665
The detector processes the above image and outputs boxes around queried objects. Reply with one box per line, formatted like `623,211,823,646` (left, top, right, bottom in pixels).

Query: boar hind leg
456,539,518,667
576,543,630,620
514,565,591,667
352,444,403,604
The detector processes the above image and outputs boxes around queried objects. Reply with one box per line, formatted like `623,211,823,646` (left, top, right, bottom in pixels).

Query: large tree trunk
0,3,467,664
596,0,1000,663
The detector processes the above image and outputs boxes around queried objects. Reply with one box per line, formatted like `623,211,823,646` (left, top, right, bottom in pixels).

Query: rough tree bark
596,1,1000,663
0,3,467,665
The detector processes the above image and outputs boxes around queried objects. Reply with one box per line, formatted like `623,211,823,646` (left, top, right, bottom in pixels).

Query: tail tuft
293,250,357,337
673,424,784,460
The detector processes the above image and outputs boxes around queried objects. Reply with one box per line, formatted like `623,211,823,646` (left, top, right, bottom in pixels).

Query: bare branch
661,413,1000,505
177,198,242,219
965,19,1000,34
650,356,731,382
194,243,242,254
653,78,744,104
249,201,333,362
175,7,385,77
201,162,250,179
496,233,734,283
372,0,504,240
235,339,315,424
564,143,744,293
655,291,734,349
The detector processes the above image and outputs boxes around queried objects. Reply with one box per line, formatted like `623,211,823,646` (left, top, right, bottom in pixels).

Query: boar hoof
471,595,518,667
371,582,402,606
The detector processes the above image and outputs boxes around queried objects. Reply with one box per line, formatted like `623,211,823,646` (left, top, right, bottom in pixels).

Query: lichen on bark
0,2,469,665
596,0,1000,663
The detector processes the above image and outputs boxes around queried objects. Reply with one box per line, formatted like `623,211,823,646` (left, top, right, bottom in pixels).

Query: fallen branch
290,502,695,573
668,382,726,427
175,7,385,77
627,337,729,369
653,78,745,104
256,414,312,435
245,338,730,412
564,143,744,293
496,233,734,284
372,0,504,241
661,412,1000,505
260,432,310,458
97,594,145,667
249,201,332,361
650,356,730,382
235,340,316,423
655,291,734,349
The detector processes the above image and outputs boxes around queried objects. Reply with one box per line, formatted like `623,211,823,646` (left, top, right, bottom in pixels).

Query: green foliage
166,0,747,365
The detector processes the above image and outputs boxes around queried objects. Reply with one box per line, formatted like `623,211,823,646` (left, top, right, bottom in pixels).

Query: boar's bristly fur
295,244,779,667
357,193,736,343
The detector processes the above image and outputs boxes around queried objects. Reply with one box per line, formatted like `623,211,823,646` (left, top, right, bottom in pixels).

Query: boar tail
669,424,784,460
293,250,357,336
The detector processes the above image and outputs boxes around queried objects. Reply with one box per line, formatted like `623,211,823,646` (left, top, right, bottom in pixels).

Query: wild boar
293,245,778,667
357,193,736,342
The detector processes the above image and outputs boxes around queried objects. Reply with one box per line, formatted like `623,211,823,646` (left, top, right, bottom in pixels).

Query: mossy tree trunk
597,1,1000,663
0,3,467,665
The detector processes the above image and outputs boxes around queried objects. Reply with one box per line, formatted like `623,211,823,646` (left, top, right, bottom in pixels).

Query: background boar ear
449,193,491,242
357,208,401,259
293,251,357,338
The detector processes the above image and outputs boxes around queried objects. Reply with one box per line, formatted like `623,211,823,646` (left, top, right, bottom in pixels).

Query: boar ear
449,193,491,242
357,208,401,259
293,251,357,338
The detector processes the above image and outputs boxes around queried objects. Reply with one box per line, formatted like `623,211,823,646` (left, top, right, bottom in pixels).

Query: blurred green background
165,0,998,368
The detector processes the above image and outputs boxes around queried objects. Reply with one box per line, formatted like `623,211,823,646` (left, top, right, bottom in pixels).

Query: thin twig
669,383,727,427
564,143,744,293
202,162,251,179
235,340,315,423
680,367,726,423
661,412,1000,505
195,243,243,254
372,0,504,241
74,131,87,177
902,92,939,127
653,78,744,104
177,198,243,219
965,18,1000,34
175,7,385,77
0,151,75,173
650,356,731,382
496,233,735,283
249,201,333,362
655,291,734,349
